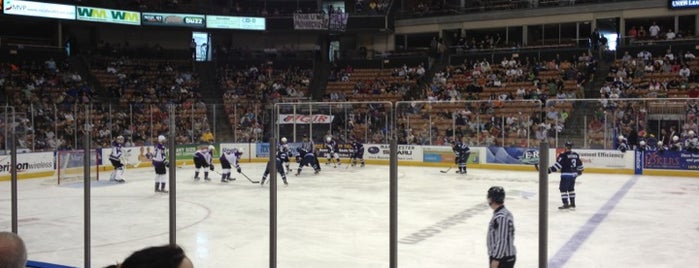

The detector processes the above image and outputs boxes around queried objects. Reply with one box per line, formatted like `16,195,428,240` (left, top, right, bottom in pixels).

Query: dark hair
120,244,187,268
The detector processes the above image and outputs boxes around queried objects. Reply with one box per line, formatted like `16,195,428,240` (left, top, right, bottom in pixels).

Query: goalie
108,135,127,183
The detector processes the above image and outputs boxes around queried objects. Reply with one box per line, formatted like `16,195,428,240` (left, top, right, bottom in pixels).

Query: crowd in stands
220,64,313,142
595,45,699,149
0,59,97,152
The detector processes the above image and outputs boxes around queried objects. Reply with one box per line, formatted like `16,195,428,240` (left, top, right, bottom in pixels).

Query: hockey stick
440,166,454,173
239,171,260,184
534,164,539,171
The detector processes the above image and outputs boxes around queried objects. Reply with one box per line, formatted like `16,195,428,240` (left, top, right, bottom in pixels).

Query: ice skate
194,176,201,181
282,177,288,186
558,204,571,210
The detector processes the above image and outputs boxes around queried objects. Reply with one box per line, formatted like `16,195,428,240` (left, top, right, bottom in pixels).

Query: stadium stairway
196,62,234,142
559,59,608,145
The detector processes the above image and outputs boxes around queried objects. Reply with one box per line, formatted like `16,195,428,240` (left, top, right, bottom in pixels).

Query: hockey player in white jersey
108,135,127,183
220,148,243,183
324,136,341,167
617,135,630,152
685,130,698,153
194,145,215,181
279,137,292,173
152,135,168,193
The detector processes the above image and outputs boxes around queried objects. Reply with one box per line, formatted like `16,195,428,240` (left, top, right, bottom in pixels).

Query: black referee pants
489,256,516,268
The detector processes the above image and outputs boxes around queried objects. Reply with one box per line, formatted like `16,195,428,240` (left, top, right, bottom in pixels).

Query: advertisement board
668,0,699,9
486,146,539,165
0,152,54,175
644,150,699,170
364,144,422,161
278,114,335,124
142,12,205,27
77,6,140,25
3,0,75,20
206,15,265,30
573,149,627,168
423,146,480,164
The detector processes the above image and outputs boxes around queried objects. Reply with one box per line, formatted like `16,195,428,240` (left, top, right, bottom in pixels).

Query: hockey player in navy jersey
617,135,630,152
324,136,341,167
261,150,288,186
108,135,127,183
547,141,584,210
220,148,243,183
350,138,365,167
193,145,215,181
452,137,471,174
295,147,321,176
279,137,292,172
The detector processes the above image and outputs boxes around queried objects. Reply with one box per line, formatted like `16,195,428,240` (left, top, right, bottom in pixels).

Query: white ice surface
2,163,699,267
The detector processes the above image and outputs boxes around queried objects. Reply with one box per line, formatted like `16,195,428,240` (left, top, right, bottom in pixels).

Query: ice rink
2,163,699,268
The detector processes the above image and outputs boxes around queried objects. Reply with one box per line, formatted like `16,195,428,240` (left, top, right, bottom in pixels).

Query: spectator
0,231,27,268
105,244,193,268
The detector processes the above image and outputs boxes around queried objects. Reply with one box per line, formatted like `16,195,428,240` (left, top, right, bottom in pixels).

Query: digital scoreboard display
668,0,699,9
142,12,205,28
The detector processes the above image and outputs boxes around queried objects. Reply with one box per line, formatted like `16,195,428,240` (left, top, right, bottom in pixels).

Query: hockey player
350,138,365,167
684,130,698,153
324,136,341,167
300,134,315,155
220,148,243,183
670,135,682,151
108,135,126,183
617,135,630,152
295,147,321,176
261,150,288,186
657,140,668,152
452,137,471,174
193,145,215,181
547,141,583,210
152,135,168,193
637,140,649,152
279,137,292,173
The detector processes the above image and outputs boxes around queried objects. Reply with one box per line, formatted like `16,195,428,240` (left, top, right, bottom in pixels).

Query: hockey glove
210,165,215,171
547,168,552,174
236,167,242,173
164,160,169,168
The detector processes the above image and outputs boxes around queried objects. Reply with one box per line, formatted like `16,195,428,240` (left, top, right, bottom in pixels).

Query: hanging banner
278,114,335,124
293,13,329,30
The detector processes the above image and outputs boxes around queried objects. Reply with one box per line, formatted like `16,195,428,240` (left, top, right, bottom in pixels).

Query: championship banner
423,146,479,164
278,114,335,124
293,13,329,30
644,150,699,170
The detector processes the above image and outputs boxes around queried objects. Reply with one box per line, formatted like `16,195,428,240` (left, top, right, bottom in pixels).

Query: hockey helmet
658,140,664,146
116,135,124,143
237,148,244,155
639,140,646,146
673,135,679,142
209,145,216,151
564,141,573,149
158,135,166,142
326,136,332,142
690,130,696,137
617,135,624,140
487,186,506,204
281,137,288,143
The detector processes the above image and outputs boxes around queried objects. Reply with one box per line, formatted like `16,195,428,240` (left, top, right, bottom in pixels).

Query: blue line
549,175,640,268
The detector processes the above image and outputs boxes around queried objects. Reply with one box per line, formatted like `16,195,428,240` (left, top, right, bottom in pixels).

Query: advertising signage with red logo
278,114,335,124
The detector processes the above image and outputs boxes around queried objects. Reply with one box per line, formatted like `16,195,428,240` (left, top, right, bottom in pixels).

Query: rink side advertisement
364,144,422,161
644,150,699,170
422,146,480,164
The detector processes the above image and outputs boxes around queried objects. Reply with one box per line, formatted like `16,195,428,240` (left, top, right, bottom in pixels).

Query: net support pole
10,107,18,233
168,104,177,245
270,104,278,268
389,137,398,268
538,141,549,268
83,107,92,268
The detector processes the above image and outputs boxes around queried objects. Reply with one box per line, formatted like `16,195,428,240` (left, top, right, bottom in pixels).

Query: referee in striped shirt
487,186,516,268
